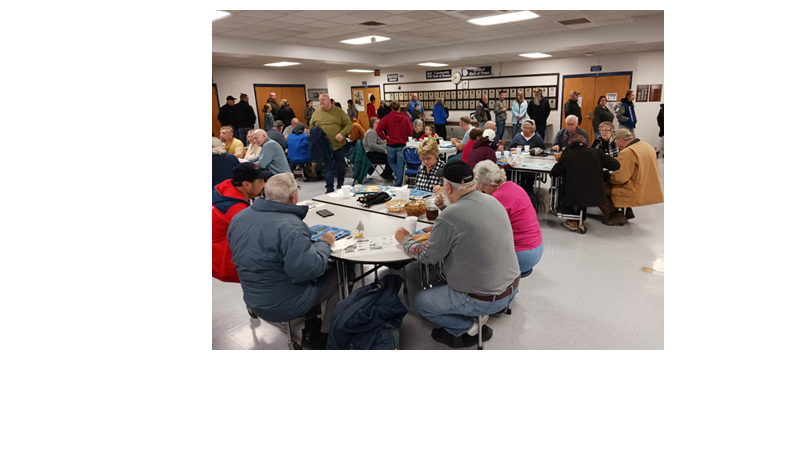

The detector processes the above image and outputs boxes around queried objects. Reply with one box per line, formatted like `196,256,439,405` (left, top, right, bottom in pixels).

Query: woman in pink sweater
473,160,543,276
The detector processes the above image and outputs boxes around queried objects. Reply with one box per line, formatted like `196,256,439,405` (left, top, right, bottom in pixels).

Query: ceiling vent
558,18,592,25
359,21,385,26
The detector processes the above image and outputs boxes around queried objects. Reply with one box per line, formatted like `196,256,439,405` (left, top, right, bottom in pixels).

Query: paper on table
343,235,401,256
331,238,355,252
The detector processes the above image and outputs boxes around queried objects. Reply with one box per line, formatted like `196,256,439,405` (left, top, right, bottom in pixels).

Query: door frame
253,83,308,128
351,85,381,131
212,83,221,138
561,71,632,132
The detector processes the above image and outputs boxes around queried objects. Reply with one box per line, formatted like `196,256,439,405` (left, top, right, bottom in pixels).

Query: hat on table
232,162,271,183
482,129,496,141
435,160,474,184
612,129,634,141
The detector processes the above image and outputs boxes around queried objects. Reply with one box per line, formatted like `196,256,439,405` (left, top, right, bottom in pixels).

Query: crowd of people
212,86,664,349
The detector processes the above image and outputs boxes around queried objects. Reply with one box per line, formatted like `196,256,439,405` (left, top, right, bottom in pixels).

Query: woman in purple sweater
473,160,543,277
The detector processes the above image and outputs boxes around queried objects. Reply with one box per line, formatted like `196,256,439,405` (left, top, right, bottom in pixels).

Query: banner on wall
426,69,452,80
461,66,492,77
387,74,398,82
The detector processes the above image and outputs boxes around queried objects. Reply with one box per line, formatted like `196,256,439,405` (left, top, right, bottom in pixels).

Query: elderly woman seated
411,119,425,140
413,139,445,193
509,120,545,151
242,129,262,161
590,121,619,158
473,160,544,277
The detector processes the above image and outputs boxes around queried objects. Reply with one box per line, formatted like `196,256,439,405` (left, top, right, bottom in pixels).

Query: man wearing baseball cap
217,95,239,141
599,129,663,226
212,162,273,283
394,160,521,348
564,90,582,125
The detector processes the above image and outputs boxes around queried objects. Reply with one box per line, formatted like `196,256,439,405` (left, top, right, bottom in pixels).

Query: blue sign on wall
362,81,367,86
387,74,398,82
590,65,602,72
426,69,452,80
461,66,492,78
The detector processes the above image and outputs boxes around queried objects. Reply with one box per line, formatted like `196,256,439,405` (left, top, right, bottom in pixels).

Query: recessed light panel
212,11,230,21
264,62,300,67
418,63,448,67
468,11,538,26
520,53,552,59
347,69,374,73
340,36,390,45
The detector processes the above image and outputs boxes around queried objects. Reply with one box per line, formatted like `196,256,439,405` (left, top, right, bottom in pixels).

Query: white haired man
394,160,521,348
252,129,290,174
227,173,342,349
552,115,589,153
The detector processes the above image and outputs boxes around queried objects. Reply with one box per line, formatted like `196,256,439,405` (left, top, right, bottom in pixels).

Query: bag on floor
327,274,407,350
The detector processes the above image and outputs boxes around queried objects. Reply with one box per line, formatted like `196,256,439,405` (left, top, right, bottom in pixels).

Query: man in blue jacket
433,98,449,140
227,172,342,349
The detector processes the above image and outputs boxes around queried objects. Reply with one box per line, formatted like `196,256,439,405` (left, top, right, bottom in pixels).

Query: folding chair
403,147,421,187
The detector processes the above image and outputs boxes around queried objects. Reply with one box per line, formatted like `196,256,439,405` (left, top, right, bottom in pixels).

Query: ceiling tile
350,11,386,20
278,14,322,25
327,15,367,25
237,23,275,32
593,17,635,25
532,10,574,16
425,16,463,25
378,15,415,25
249,33,278,41
237,10,286,20
220,29,265,37
217,15,265,25
294,10,343,19
548,12,589,21
632,13,664,21
565,22,600,29
627,10,663,16
380,10,415,15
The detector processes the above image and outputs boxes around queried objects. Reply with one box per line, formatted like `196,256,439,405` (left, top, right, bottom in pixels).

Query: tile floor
212,158,664,350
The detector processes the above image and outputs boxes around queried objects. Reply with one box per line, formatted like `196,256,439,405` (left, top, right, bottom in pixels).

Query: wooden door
212,85,221,138
254,85,308,129
351,85,381,132
593,75,632,132
562,77,595,139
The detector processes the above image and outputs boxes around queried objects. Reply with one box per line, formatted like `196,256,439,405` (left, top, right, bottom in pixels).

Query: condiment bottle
355,221,364,238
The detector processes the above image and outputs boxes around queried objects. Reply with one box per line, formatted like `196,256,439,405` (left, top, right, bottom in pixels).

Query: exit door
562,72,632,138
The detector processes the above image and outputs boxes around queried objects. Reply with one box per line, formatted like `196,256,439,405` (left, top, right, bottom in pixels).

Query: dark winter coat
233,101,257,128
550,142,620,207
563,98,582,124
217,103,237,127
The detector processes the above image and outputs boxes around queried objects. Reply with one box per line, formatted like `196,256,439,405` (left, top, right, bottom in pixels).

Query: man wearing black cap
564,90,582,125
218,95,239,140
394,160,521,348
212,162,273,283
233,93,257,144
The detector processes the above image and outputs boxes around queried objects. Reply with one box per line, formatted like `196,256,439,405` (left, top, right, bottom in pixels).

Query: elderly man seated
283,118,300,138
394,160,521,348
509,120,545,151
483,121,503,151
252,129,290,174
227,173,343,349
551,132,620,231
599,129,664,226
552,115,589,153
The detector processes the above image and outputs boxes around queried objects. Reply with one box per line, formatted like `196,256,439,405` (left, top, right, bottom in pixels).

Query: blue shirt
257,139,291,174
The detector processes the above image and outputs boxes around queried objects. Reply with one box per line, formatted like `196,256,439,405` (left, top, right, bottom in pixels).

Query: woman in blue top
616,89,637,138
509,120,545,150
511,92,528,141
433,98,449,139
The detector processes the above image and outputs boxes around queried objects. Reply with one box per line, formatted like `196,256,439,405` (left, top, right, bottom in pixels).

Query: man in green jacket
310,94,353,191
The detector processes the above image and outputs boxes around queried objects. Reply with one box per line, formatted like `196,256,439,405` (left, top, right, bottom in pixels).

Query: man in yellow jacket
600,129,664,226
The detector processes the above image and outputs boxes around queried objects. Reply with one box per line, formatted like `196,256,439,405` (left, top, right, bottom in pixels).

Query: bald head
485,121,496,131
319,94,332,110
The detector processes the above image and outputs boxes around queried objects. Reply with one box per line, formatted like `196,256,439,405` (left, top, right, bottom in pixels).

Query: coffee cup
342,185,351,197
524,145,530,152
503,151,510,159
404,216,418,234
496,151,502,159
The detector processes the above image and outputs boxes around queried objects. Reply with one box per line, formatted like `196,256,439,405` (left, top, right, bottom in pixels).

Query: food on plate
364,186,380,192
411,232,430,243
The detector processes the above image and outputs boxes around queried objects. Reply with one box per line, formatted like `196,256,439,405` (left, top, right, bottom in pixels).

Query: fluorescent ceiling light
520,52,552,59
418,62,448,67
212,11,230,21
264,62,300,67
340,36,390,45
468,11,539,26
347,69,374,73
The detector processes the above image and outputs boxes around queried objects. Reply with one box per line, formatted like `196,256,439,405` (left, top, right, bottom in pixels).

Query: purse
357,192,392,208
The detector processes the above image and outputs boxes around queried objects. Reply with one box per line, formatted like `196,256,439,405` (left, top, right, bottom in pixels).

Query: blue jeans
496,120,506,142
447,152,462,162
478,122,485,129
414,284,518,336
324,148,347,191
516,243,543,276
511,123,521,140
387,145,406,187
238,127,253,144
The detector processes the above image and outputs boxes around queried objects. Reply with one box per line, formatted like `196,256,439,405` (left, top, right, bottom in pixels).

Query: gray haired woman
473,160,544,277
411,119,425,139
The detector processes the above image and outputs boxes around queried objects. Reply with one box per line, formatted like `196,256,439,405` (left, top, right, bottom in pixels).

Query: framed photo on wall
549,87,556,97
482,89,488,97
456,100,462,109
510,88,516,97
489,89,495,98
489,100,495,108
525,88,532,97
548,98,556,108
469,100,476,109
457,90,463,99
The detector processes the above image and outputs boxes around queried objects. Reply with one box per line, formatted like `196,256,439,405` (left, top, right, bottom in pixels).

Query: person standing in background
266,92,280,119
408,93,425,119
656,103,664,158
347,100,358,121
304,100,315,125
233,93,257,143
367,94,378,120
377,100,391,119
277,99,296,127
592,96,615,141
309,94,353,192
616,90,637,138
511,92,528,140
262,102,275,131
218,95,239,141
375,100,413,187
527,88,550,141
493,91,508,143
563,91,582,125
433,98,449,140
475,94,490,129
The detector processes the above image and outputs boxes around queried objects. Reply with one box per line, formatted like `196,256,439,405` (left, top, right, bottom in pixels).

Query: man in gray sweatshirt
394,160,521,348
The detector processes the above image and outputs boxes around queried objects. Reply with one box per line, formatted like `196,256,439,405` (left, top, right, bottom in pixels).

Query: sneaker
431,328,465,348
466,316,490,336
325,189,334,194
602,211,628,226
625,208,635,219
461,325,493,347
563,220,579,231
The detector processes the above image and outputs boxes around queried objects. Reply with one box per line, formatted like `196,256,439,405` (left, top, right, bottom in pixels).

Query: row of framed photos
384,86,558,103
398,98,558,111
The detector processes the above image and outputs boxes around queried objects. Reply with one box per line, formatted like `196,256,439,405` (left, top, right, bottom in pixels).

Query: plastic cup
342,185,351,197
404,216,418,234
496,151,502,159
524,145,530,152
503,151,510,159
354,184,362,192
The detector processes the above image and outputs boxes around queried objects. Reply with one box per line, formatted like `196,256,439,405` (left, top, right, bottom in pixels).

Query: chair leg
286,321,302,350
477,316,485,350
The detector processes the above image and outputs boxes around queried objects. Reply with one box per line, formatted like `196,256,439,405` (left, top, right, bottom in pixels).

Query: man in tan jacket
600,129,664,226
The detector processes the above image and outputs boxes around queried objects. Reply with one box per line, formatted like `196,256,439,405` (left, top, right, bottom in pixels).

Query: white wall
326,50,664,146
211,66,329,117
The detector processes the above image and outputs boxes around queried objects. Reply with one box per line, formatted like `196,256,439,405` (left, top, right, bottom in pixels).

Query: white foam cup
404,216,418,234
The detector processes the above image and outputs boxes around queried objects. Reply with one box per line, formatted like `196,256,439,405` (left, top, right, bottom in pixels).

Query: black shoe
325,189,334,193
625,208,635,219
431,328,464,348
312,332,328,350
337,183,343,189
460,325,493,347
301,318,322,349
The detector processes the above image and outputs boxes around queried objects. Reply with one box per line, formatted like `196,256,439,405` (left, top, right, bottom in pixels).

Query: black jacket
592,105,615,131
563,99,582,124
551,142,620,207
527,98,551,126
217,103,237,127
657,104,664,137
377,106,391,119
277,105,296,125
233,101,256,128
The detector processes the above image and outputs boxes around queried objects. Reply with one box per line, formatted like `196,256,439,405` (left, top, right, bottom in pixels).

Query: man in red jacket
375,100,413,187
212,162,272,282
